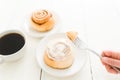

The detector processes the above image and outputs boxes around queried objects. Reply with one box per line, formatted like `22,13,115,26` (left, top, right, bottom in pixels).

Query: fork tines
73,37,80,47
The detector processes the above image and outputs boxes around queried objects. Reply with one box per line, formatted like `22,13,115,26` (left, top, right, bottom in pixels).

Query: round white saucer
36,33,87,77
24,11,61,38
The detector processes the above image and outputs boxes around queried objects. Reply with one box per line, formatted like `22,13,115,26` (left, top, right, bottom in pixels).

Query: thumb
102,57,120,68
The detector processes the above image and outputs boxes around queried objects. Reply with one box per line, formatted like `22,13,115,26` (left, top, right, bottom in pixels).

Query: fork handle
86,48,102,58
86,48,120,73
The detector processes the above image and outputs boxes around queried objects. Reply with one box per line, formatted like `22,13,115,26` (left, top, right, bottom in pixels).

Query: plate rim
36,33,87,77
24,10,62,38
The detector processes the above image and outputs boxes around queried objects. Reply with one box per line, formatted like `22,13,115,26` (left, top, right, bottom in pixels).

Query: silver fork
73,37,120,73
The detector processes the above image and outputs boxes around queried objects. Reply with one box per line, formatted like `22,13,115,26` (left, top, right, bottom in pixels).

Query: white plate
24,11,61,38
36,33,87,77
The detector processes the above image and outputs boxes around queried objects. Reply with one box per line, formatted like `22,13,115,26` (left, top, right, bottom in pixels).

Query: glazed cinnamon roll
44,39,74,69
32,10,52,24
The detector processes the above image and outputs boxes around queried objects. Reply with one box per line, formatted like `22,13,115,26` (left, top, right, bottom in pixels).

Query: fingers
101,50,120,74
104,64,118,74
102,60,118,74
102,57,120,68
102,51,120,59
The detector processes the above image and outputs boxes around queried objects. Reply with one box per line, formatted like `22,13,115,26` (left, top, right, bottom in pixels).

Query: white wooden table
0,0,120,80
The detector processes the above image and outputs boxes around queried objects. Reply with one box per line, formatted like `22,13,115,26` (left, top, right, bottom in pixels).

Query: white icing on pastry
46,39,71,61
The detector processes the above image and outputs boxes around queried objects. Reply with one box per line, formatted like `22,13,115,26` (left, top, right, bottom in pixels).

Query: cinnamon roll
30,9,55,32
44,39,74,69
32,10,52,24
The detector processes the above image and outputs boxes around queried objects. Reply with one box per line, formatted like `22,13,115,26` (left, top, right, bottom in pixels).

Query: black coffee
0,33,25,55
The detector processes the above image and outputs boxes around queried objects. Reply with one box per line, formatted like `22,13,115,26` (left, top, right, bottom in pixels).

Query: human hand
101,51,120,74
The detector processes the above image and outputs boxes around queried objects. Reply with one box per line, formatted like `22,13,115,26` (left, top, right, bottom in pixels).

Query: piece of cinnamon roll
66,31,78,41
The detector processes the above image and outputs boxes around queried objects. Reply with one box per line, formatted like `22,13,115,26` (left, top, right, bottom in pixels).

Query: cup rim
0,28,26,57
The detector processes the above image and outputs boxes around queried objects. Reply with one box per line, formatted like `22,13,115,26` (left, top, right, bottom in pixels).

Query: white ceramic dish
36,33,87,77
24,11,61,38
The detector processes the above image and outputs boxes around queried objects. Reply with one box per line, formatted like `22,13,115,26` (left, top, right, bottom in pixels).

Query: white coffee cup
0,28,26,63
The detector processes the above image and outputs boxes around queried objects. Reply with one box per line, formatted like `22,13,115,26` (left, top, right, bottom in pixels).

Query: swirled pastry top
46,39,71,61
32,10,52,24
